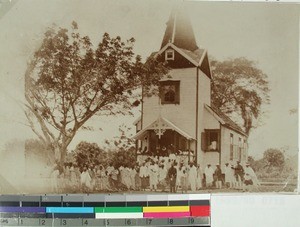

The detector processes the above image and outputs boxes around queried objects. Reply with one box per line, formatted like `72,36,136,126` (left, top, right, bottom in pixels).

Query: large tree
24,22,167,166
211,57,270,135
263,148,285,169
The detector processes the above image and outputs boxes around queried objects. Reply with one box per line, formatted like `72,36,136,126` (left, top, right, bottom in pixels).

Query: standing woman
188,163,197,192
130,166,137,190
204,164,214,188
179,166,188,193
196,164,203,190
135,165,141,191
64,163,71,190
139,162,148,191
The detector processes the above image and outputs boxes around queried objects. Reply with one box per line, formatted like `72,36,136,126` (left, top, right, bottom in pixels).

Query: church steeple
161,6,198,51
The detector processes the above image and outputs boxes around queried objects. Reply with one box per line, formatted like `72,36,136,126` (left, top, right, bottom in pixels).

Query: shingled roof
179,47,206,64
161,6,198,51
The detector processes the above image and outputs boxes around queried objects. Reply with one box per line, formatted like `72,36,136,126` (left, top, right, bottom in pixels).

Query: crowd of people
50,154,259,193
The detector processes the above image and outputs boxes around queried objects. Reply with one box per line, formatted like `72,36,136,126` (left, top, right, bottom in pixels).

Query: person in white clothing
124,166,131,189
129,166,136,190
243,163,260,191
139,162,148,191
149,161,159,191
158,165,167,192
106,163,114,176
188,163,197,192
80,166,92,192
196,164,203,190
204,164,214,188
224,163,233,188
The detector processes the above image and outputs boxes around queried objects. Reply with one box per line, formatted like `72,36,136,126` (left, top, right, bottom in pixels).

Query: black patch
168,200,189,206
148,201,168,206
105,201,126,207
189,200,210,206
83,202,104,207
22,202,40,207
126,201,147,207
62,202,83,207
41,202,62,207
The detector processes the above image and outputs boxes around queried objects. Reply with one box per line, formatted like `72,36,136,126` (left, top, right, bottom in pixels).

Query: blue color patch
46,207,94,213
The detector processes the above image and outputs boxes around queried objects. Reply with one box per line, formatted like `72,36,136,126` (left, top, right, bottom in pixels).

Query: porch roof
133,116,195,140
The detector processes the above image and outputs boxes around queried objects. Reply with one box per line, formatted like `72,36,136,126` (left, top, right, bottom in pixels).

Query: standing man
214,164,223,189
235,161,244,189
167,164,177,193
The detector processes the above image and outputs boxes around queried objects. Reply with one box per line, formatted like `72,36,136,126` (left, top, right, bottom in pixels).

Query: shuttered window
202,129,220,152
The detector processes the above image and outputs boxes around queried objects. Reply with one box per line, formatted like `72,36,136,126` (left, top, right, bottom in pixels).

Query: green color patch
94,207,105,213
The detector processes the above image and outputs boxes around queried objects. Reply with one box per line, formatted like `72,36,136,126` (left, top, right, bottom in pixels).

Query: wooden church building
133,8,248,168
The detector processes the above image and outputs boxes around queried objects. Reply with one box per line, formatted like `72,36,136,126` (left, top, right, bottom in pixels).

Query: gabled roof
161,6,198,51
179,48,206,65
154,43,206,67
205,104,247,137
133,116,195,140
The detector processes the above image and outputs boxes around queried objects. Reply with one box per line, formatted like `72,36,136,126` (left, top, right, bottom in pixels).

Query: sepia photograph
0,0,299,194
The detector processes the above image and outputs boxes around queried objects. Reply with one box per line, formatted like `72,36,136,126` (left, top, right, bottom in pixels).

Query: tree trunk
59,145,67,169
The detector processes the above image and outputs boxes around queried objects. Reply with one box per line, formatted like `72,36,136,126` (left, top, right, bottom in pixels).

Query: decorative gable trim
155,43,199,66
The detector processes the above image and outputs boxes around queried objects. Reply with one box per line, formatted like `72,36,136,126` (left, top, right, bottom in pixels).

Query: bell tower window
160,80,180,104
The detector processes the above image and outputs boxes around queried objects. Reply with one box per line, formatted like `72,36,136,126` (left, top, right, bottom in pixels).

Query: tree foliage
73,141,108,169
73,125,136,169
104,124,136,168
263,148,285,168
24,21,168,166
211,57,270,135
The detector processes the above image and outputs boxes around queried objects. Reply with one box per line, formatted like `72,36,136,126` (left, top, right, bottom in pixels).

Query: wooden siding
142,67,197,138
220,126,248,169
196,69,212,166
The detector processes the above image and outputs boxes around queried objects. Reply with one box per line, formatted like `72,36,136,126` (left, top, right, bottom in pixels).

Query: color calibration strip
0,194,210,226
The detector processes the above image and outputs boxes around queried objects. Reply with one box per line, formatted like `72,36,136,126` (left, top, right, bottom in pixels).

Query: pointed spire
161,5,198,51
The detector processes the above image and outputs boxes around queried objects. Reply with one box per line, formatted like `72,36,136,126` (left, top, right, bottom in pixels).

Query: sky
0,0,299,159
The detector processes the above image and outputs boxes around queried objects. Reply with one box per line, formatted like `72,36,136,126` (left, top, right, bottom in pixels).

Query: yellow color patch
143,206,190,213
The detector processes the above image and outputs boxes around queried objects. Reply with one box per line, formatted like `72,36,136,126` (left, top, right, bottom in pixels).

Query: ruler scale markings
0,194,211,226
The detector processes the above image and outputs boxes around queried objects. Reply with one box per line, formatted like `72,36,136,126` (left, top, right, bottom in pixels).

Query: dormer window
165,49,175,60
